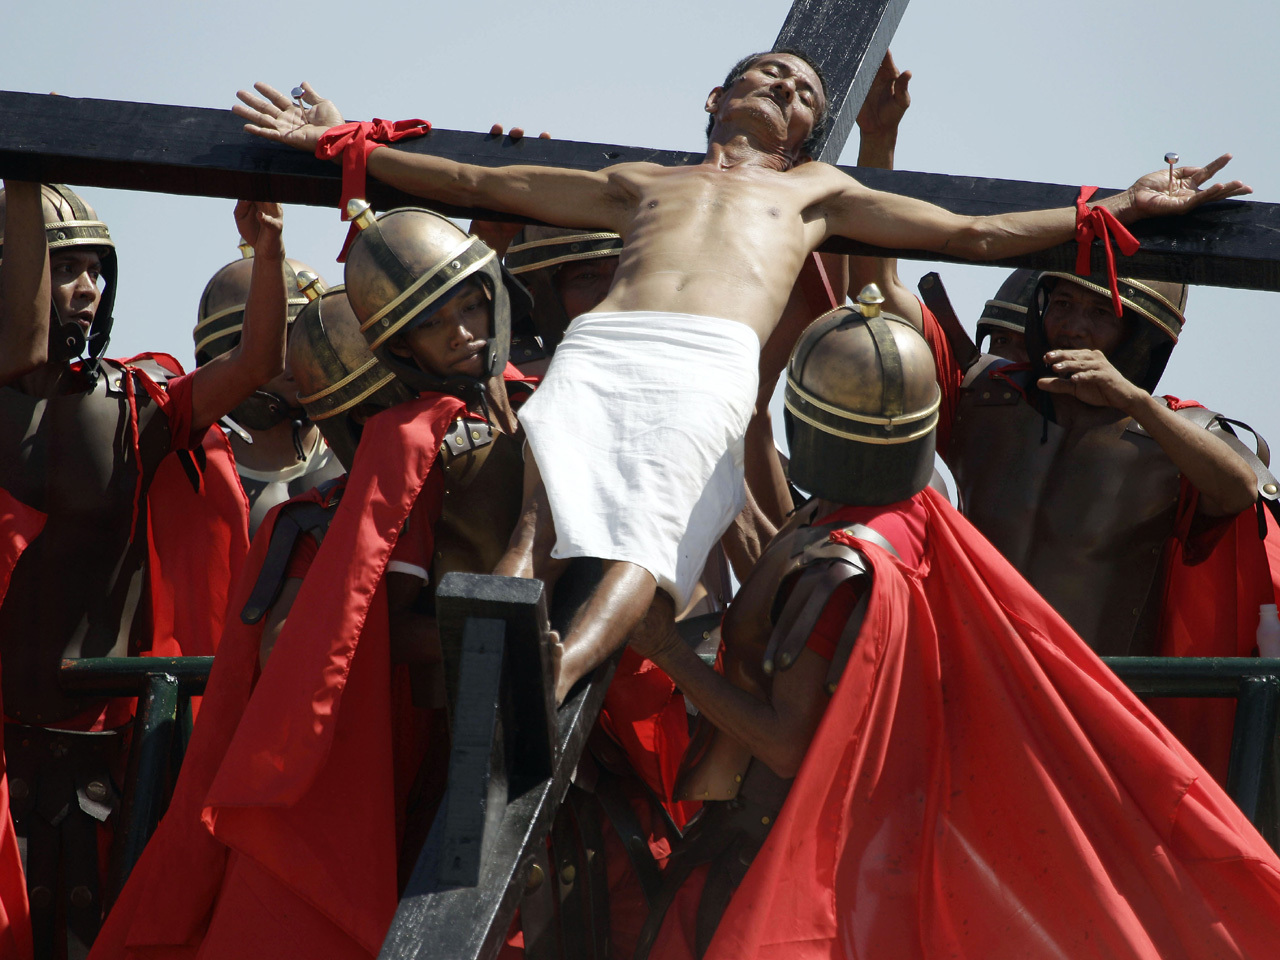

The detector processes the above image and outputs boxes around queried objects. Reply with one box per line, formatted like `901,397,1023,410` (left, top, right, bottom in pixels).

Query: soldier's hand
855,51,911,140
234,81,344,153
234,200,284,259
626,594,681,664
1037,349,1145,412
1124,153,1251,219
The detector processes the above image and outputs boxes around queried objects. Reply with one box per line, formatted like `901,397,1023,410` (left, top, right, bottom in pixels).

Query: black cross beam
1,4,1275,290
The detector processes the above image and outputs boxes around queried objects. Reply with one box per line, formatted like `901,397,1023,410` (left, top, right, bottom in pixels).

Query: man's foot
547,629,569,705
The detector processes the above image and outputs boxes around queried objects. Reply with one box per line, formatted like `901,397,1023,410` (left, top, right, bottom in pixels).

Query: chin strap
315,119,432,261
1075,185,1141,317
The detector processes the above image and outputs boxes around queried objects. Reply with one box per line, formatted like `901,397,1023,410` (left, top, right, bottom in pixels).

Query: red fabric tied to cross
1075,185,1141,316
315,118,432,261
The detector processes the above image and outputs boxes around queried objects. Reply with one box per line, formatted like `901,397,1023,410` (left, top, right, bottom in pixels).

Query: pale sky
3,0,1277,450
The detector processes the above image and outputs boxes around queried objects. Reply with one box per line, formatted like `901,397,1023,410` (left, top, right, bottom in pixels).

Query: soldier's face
399,279,491,378
49,249,102,330
988,329,1028,363
1041,283,1126,354
554,257,618,321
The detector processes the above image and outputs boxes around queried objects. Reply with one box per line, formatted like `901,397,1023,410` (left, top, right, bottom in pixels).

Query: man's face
987,329,1028,364
49,249,103,332
396,279,491,379
1041,282,1127,354
709,54,826,156
554,257,618,322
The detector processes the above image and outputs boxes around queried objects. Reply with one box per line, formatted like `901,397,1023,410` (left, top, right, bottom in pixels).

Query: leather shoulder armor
432,416,525,590
240,494,341,624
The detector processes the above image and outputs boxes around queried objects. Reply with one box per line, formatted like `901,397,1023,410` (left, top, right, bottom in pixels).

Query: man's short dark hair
706,48,830,157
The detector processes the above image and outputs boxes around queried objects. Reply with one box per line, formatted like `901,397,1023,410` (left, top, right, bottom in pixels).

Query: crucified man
235,50,1248,703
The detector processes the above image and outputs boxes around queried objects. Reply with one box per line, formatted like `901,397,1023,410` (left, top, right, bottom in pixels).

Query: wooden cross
4,4,1276,959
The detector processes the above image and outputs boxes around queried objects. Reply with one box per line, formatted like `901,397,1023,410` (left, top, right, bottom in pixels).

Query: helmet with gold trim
289,274,413,470
784,285,940,505
1026,271,1186,394
342,201,532,397
504,225,622,351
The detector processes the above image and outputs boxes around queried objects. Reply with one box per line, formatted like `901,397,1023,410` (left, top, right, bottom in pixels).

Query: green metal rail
58,656,213,904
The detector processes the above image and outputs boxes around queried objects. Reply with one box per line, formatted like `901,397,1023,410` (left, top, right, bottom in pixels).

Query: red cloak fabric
146,427,250,660
90,390,463,960
1152,475,1275,784
0,487,44,960
125,351,250,661
696,488,1280,960
88,489,313,960
197,390,463,959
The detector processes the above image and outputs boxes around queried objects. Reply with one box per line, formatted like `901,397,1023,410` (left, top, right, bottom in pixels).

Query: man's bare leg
494,446,570,587
553,559,660,703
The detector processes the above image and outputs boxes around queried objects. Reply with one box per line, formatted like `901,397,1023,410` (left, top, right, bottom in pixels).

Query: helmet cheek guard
1027,273,1185,395
289,278,414,472
784,286,941,506
342,202,531,399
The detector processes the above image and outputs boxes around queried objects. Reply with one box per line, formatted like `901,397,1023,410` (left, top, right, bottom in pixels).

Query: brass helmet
289,274,413,470
193,242,313,366
504,225,622,351
784,285,941,505
0,184,117,370
976,268,1039,351
342,201,533,397
1026,271,1187,394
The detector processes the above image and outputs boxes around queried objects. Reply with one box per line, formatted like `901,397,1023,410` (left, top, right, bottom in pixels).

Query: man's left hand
1121,153,1251,221
1037,349,1145,412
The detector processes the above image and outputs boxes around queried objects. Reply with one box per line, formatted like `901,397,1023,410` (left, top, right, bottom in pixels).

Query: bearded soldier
848,55,1274,784
628,294,1280,960
0,182,293,959
193,243,344,535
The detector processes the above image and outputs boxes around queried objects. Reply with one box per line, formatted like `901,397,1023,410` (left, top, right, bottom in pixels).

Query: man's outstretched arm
818,154,1250,260
0,180,51,385
188,201,288,433
234,82,633,232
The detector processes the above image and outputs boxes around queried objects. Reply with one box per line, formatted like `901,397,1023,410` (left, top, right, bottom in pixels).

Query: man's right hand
234,81,344,153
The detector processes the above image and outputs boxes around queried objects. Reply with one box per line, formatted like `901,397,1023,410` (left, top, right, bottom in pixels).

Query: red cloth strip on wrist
315,119,432,261
1074,185,1141,317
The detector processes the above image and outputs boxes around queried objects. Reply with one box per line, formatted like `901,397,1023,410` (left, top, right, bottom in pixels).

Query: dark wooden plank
773,0,912,162
379,661,615,960
3,90,1279,290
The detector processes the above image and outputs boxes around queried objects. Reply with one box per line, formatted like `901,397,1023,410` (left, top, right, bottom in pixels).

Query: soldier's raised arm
234,82,635,232
0,181,51,385
188,201,289,432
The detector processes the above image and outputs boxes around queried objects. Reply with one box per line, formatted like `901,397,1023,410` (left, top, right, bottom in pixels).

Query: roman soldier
974,267,1034,363
193,242,344,534
0,182,290,959
847,53,1276,783
631,293,1280,960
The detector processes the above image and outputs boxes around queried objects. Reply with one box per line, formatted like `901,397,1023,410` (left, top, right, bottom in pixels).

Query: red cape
90,391,463,960
694,488,1280,960
146,427,250,660
0,487,44,960
88,484,335,960
199,390,462,958
1153,475,1275,784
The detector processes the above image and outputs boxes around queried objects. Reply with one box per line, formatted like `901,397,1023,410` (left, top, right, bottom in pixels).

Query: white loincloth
519,311,760,607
